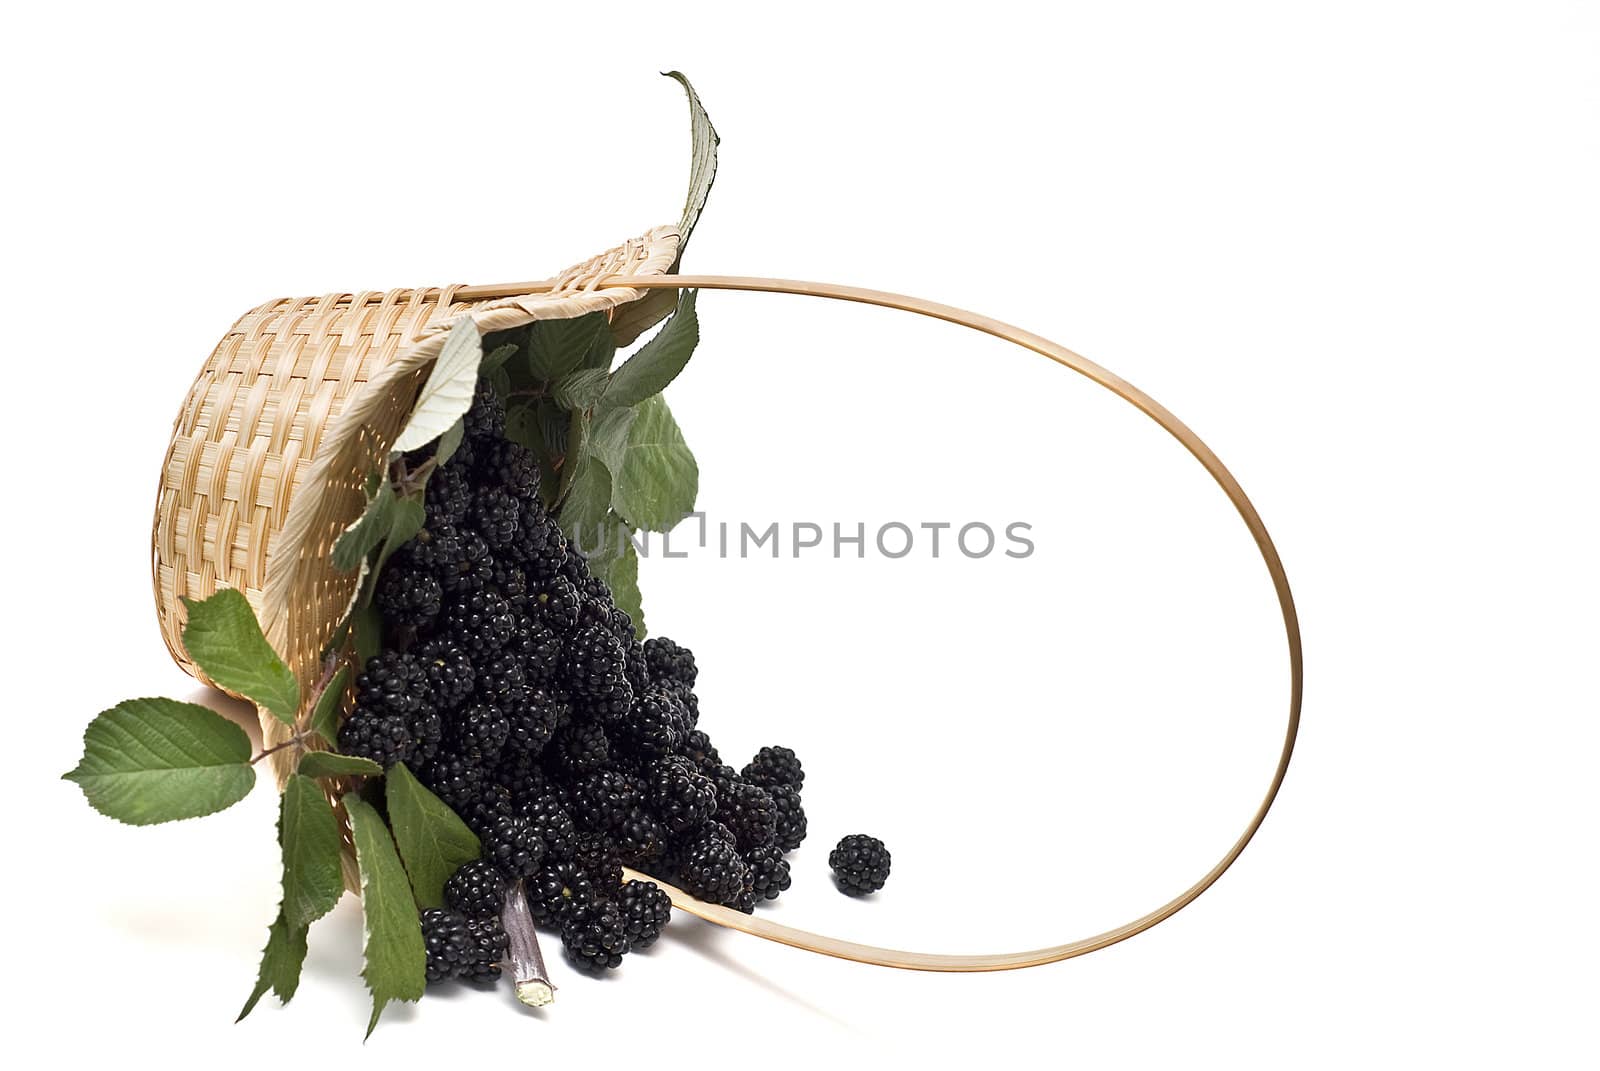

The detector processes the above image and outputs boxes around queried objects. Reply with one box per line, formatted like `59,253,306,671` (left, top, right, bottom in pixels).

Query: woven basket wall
151,227,681,788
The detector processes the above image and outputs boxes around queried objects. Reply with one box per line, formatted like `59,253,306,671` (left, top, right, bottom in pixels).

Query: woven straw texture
152,227,680,783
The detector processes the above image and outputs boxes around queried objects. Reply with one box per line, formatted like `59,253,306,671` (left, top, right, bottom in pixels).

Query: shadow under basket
150,230,1303,973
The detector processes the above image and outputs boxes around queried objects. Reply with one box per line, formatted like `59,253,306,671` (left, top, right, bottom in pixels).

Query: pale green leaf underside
393,318,484,453
613,394,699,531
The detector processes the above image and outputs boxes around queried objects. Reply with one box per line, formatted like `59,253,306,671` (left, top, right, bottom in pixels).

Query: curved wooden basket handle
468,272,1303,971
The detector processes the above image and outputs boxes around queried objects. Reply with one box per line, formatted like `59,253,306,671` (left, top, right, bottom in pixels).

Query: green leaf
237,908,307,1021
385,763,481,909
180,588,300,723
307,665,350,746
504,399,543,455
332,479,395,573
352,600,383,667
604,290,699,410
393,318,483,453
528,312,607,382
578,325,617,373
62,697,255,825
280,774,345,931
558,407,590,502
346,794,426,1037
296,750,382,779
612,395,699,532
558,456,613,549
480,342,519,376
433,419,465,467
591,538,644,639
553,367,611,411
589,404,637,476
371,493,426,589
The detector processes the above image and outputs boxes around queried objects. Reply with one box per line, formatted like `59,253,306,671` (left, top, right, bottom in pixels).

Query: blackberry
513,510,569,582
717,781,778,852
442,590,516,654
415,753,486,814
415,636,475,710
474,650,527,709
622,637,650,699
444,859,507,920
475,439,541,500
463,379,506,442
451,702,510,765
829,834,891,895
569,769,639,832
355,651,430,719
744,844,792,902
574,831,625,895
616,880,672,949
421,908,474,984
375,565,443,629
643,636,698,687
678,729,721,774
562,625,631,704
518,793,577,860
410,708,444,765
494,747,548,801
487,556,529,604
336,708,412,768
423,460,472,526
417,525,495,597
616,805,668,867
614,687,685,759
707,763,741,800
527,860,595,924
548,720,610,778
503,686,565,755
646,756,719,834
463,916,508,982
658,678,700,727
462,783,514,837
769,785,808,851
560,901,629,972
471,486,522,550
742,745,804,791
480,813,546,879
674,823,751,906
510,616,563,683
526,574,581,632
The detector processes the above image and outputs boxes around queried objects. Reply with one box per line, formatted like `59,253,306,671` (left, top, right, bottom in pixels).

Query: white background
3,2,1596,1066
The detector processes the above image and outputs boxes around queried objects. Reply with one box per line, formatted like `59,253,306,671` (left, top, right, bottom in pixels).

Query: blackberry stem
503,880,555,1007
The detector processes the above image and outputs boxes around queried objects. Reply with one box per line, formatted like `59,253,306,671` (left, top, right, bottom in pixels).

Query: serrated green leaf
528,312,607,382
346,794,426,1037
539,403,571,458
604,290,699,409
297,750,382,779
385,763,481,909
578,325,617,373
237,908,307,1021
393,318,483,453
433,419,465,467
180,588,300,722
553,367,611,411
590,404,637,475
504,400,543,454
558,408,590,502
332,479,395,573
612,395,699,532
280,774,345,931
591,538,644,639
63,697,255,825
308,665,350,746
559,456,613,550
480,342,519,376
371,494,426,589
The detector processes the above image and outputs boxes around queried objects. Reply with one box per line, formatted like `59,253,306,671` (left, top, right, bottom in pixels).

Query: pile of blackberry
339,380,808,979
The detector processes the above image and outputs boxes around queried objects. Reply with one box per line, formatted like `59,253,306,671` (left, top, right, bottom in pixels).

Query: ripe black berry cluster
339,379,811,978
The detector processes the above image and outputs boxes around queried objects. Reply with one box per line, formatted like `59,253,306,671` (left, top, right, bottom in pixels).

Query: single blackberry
548,720,610,778
355,651,430,719
613,687,686,759
518,793,577,860
769,784,808,851
707,763,742,800
375,565,443,629
473,650,527,709
674,823,751,906
487,556,529,604
574,831,625,895
471,486,522,550
442,589,516,655
616,805,668,867
481,813,545,879
463,916,508,982
510,616,563,682
569,769,639,832
414,525,495,597
463,379,506,442
462,783,514,837
731,885,758,915
415,636,475,710
414,753,486,814
420,908,474,984
560,901,629,972
744,844,792,902
562,625,631,703
616,880,672,949
646,756,718,834
526,574,581,632
336,708,412,768
678,729,721,775
423,459,472,526
829,834,891,895
494,747,548,801
410,708,444,765
622,637,650,699
742,745,804,791
718,781,778,852
658,678,700,728
503,686,565,755
475,439,541,500
643,636,698,687
451,702,511,765
513,509,569,582
444,859,507,920
527,859,596,924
